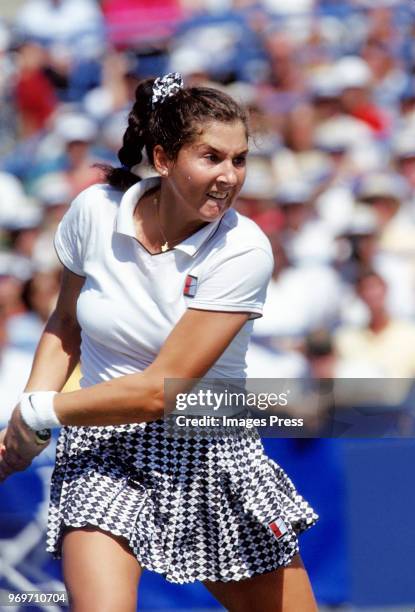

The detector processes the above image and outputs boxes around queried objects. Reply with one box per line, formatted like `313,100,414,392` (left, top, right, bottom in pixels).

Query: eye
205,153,220,163
233,156,246,167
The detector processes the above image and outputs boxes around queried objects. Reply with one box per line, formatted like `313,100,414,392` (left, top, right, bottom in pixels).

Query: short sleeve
188,247,274,319
54,191,89,276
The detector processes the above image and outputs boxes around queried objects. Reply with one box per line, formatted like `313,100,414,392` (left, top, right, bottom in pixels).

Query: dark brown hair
105,78,249,190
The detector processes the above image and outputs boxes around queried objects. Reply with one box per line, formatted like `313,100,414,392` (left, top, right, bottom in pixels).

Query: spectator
101,0,183,45
0,253,31,322
31,173,71,270
14,42,58,138
0,171,38,229
234,154,281,226
27,113,104,197
0,305,33,426
277,180,337,265
337,202,415,323
1,210,43,265
22,269,60,325
335,55,389,135
83,51,135,122
15,0,104,53
0,21,16,157
263,29,306,94
335,269,415,378
253,224,342,340
356,171,415,258
392,127,415,191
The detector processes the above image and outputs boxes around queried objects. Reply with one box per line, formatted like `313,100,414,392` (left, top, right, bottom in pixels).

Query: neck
368,310,389,333
156,182,208,246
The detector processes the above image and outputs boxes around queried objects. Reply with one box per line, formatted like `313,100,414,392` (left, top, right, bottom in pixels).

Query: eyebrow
197,144,249,156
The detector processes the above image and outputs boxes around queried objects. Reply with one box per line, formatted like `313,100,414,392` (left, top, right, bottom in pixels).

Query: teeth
207,192,227,200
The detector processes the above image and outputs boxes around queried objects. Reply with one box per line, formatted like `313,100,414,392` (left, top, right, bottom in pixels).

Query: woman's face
160,120,248,223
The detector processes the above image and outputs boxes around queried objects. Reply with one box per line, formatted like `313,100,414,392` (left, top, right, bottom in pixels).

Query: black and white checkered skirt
46,419,318,584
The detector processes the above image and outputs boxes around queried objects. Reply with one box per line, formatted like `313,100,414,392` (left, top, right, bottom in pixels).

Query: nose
217,161,238,187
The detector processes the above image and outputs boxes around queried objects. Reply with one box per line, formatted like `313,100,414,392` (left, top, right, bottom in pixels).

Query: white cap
0,172,33,226
344,205,379,236
356,172,409,202
0,252,33,282
101,111,128,150
314,115,372,152
1,206,43,231
286,223,336,264
54,113,97,144
240,156,277,200
276,181,312,205
309,66,341,99
0,22,10,52
225,82,257,107
33,173,71,206
263,0,314,14
392,129,415,160
334,56,372,90
168,46,208,76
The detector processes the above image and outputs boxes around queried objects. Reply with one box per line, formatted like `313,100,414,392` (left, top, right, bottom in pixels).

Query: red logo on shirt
268,517,288,540
184,274,198,298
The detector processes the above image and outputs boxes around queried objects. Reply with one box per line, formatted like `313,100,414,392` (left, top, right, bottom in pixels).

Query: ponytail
105,78,155,189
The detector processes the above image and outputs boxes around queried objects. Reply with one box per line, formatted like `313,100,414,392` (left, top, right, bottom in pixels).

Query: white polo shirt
54,177,273,388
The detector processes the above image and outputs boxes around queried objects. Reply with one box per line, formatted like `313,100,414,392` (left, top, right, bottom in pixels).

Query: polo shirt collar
115,177,223,257
115,176,159,238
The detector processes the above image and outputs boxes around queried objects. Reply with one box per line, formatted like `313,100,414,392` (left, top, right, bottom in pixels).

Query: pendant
161,242,169,252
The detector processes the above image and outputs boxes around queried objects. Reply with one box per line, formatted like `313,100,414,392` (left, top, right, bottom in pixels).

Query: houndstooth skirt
46,418,318,584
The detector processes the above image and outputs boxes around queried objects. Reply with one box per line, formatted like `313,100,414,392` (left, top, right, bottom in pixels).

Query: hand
0,406,50,483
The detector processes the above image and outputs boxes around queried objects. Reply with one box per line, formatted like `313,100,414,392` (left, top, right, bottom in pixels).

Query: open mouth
206,192,228,201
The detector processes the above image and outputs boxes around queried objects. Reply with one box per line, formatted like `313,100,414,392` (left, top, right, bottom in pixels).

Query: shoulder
196,210,274,286
71,182,123,205
58,184,124,242
68,183,123,217
215,209,274,261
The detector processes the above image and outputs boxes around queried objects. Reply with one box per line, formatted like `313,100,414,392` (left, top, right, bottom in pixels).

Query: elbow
140,374,181,422
139,370,195,422
142,379,166,421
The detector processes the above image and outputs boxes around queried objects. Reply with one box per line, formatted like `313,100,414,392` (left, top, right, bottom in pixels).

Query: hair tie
152,72,184,109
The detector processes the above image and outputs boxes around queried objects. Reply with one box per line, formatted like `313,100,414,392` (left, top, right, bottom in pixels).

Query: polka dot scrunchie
152,72,184,108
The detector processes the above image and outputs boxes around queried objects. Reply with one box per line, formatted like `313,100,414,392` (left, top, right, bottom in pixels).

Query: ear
153,145,173,177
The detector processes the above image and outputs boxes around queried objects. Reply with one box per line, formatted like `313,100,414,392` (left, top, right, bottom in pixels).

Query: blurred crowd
2,0,415,423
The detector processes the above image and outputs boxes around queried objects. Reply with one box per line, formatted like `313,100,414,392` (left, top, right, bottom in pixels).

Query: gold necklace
153,195,170,252
153,195,191,253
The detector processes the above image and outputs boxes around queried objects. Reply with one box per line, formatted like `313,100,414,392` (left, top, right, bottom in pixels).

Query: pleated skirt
46,418,318,584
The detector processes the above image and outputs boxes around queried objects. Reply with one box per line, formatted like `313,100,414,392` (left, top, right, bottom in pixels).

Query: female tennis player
0,74,318,611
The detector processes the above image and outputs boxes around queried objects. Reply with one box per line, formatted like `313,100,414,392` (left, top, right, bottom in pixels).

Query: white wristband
19,392,61,431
